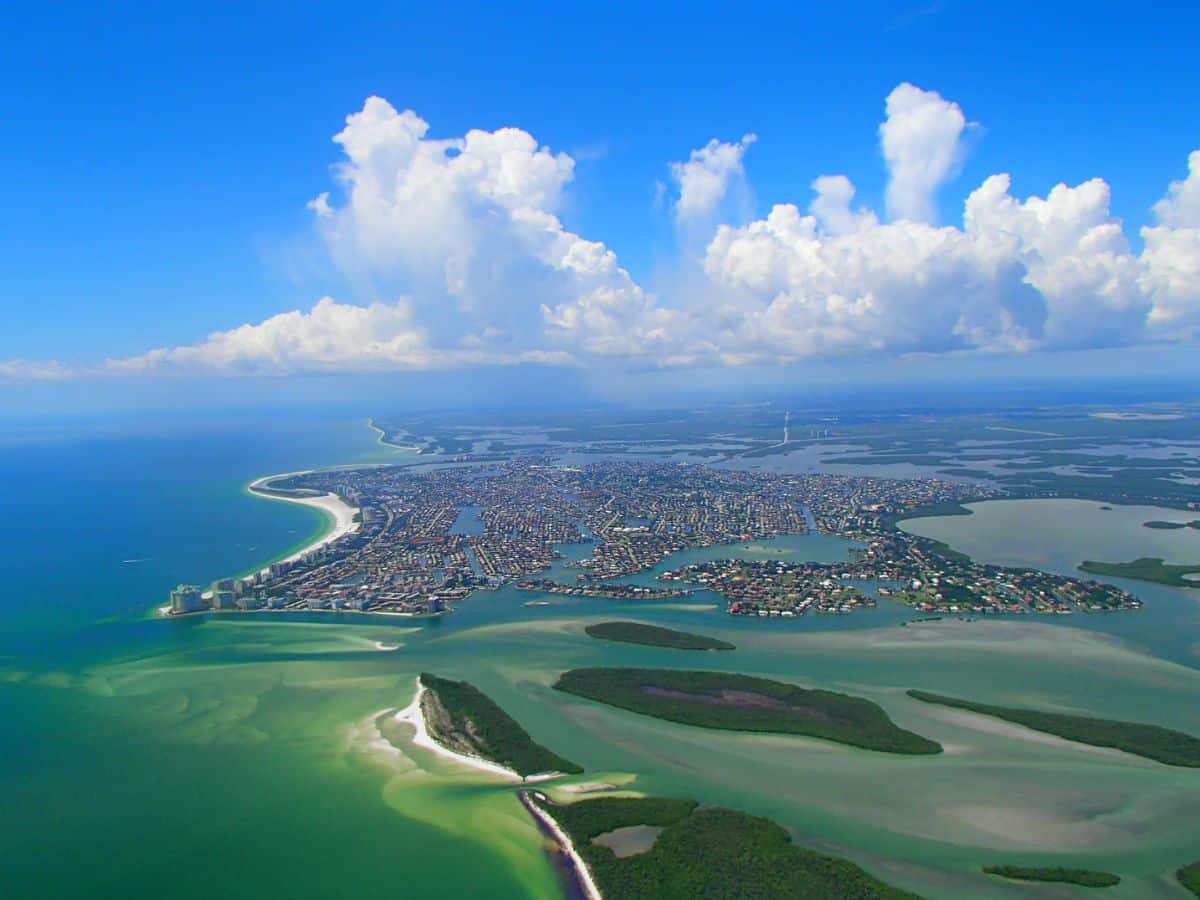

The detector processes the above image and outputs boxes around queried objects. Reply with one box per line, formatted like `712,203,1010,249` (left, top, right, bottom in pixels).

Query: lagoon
901,498,1200,666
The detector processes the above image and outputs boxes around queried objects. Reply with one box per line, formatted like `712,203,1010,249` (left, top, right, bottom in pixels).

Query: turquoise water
3,420,1200,899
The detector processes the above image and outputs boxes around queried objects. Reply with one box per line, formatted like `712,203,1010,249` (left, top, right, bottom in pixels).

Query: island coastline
520,791,604,900
393,677,524,781
367,418,423,452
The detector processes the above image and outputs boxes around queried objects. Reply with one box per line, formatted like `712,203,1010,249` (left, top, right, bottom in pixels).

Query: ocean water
2,418,1200,899
0,417,560,900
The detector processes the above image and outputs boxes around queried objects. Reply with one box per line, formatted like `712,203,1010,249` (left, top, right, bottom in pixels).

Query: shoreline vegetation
529,793,919,899
418,673,582,778
1079,557,1200,587
888,501,974,563
554,668,942,755
584,622,735,651
907,690,1200,767
390,678,522,780
520,791,604,900
982,865,1121,888
1178,860,1200,896
1143,519,1200,530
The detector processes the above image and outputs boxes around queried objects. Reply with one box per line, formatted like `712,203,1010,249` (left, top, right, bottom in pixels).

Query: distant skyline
3,2,1200,411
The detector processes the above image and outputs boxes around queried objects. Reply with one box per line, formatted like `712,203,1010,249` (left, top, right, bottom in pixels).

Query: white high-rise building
169,584,204,614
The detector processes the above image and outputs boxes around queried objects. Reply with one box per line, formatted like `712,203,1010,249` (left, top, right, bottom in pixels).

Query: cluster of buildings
167,460,1140,620
658,560,876,616
569,465,812,580
655,471,1141,616
515,578,689,601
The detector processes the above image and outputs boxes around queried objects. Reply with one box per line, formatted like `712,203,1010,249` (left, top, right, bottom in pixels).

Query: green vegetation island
908,690,1200,767
584,622,735,651
530,794,919,899
982,865,1120,888
1143,519,1200,530
1078,557,1200,588
1178,860,1200,896
555,668,942,755
419,673,582,777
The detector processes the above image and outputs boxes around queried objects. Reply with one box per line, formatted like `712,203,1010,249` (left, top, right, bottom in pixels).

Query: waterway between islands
5,438,1200,900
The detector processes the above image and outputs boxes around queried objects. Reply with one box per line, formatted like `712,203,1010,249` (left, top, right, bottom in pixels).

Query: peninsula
518,580,691,601
1179,860,1200,896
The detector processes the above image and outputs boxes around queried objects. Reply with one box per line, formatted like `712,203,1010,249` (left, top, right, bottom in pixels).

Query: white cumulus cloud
1153,150,1200,228
880,82,969,223
668,134,757,223
6,86,1200,381
1141,151,1200,337
107,297,434,375
809,175,878,235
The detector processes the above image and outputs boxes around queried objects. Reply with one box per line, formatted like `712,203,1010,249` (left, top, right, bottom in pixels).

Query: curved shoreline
393,678,524,780
520,792,603,900
386,680,601,898
367,418,423,452
245,470,360,573
156,469,361,616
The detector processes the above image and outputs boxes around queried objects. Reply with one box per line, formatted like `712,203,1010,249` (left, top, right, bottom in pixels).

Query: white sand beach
523,792,603,900
367,418,422,451
161,469,364,614
246,470,360,573
393,678,523,781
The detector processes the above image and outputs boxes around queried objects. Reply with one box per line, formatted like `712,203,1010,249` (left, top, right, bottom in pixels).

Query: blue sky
3,1,1200,409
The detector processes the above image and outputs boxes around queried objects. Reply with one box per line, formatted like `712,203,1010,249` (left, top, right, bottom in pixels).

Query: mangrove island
983,865,1120,888
908,689,1200,767
584,622,735,651
555,668,942,754
419,673,582,777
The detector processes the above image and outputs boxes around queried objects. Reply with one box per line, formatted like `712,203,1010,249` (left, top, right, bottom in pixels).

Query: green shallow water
3,424,1200,899
6,590,1200,898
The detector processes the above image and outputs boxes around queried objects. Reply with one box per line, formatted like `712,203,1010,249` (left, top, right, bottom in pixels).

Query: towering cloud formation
316,98,652,359
880,83,969,223
5,86,1200,380
1141,151,1200,337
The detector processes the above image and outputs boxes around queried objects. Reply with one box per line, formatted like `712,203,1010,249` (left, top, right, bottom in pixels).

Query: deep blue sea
0,415,396,650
